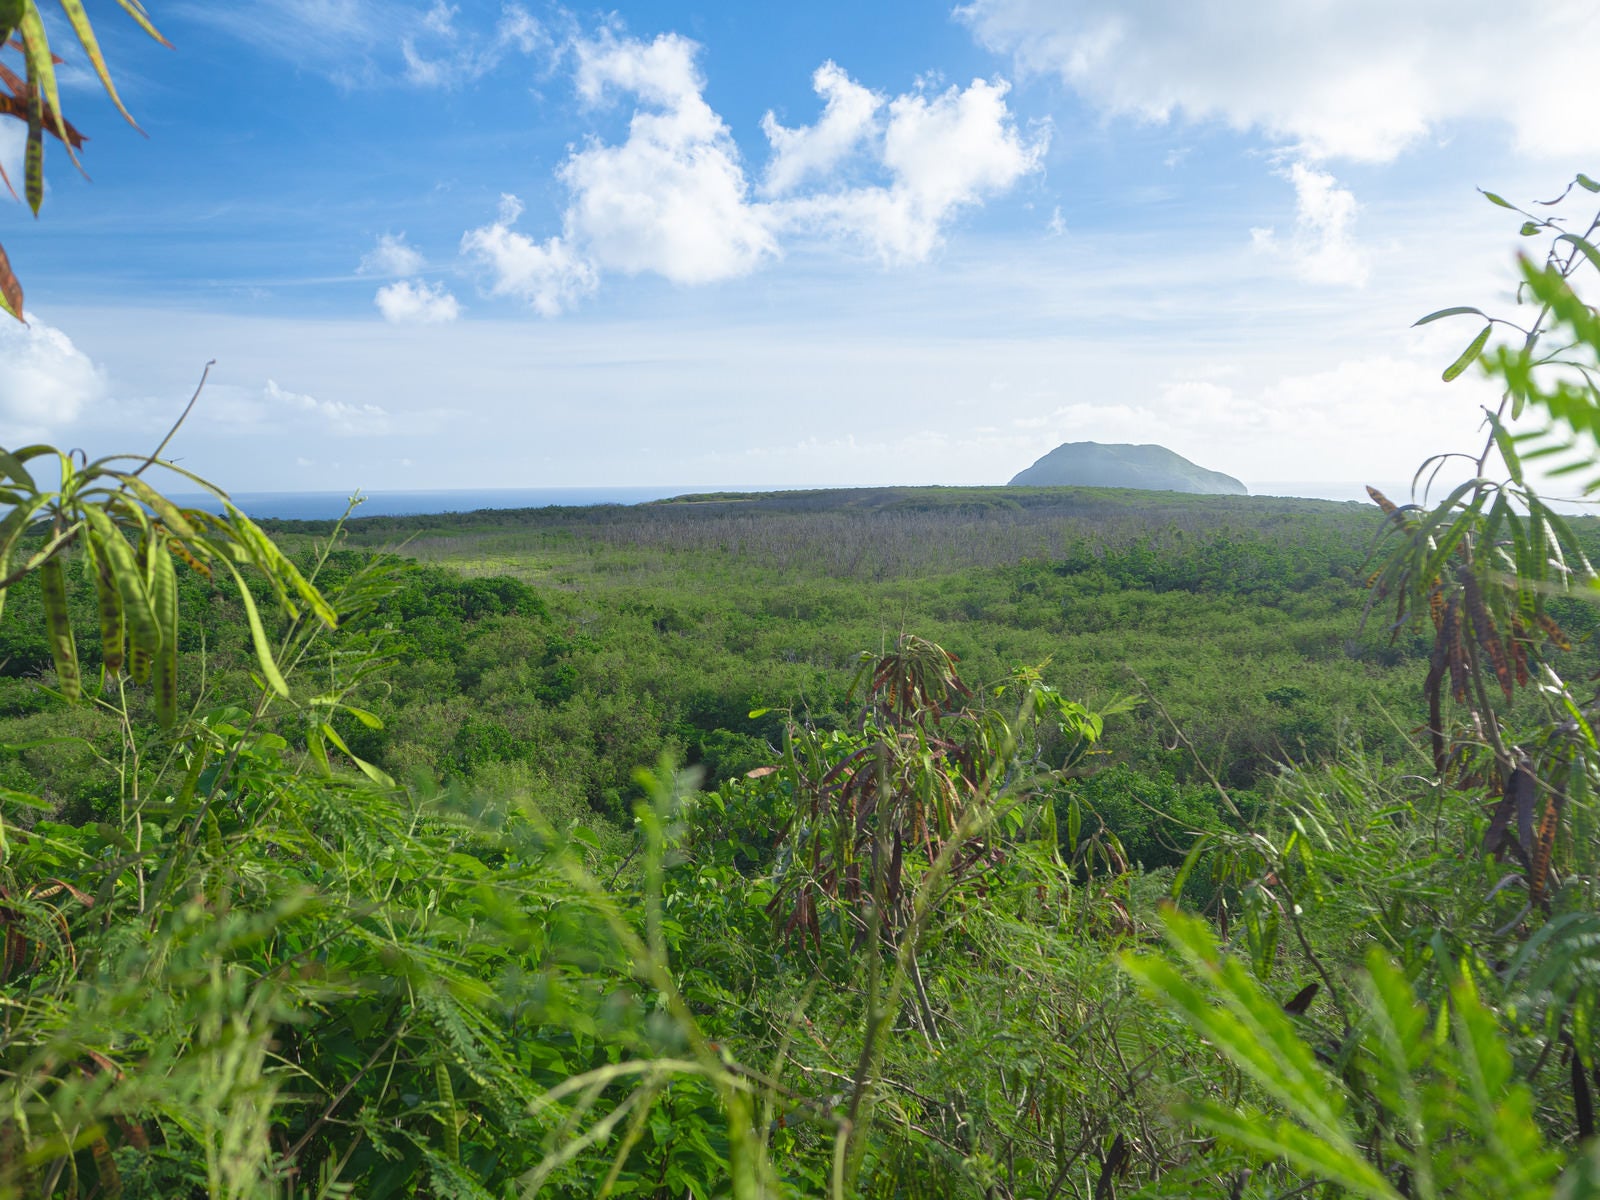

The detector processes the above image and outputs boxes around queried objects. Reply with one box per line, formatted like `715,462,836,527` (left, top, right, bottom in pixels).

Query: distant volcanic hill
1008,442,1248,495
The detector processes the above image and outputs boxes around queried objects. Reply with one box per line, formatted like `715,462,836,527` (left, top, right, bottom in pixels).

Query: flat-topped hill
1009,442,1248,495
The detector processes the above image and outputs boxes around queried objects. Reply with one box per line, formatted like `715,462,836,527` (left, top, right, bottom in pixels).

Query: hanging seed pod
39,554,80,700
83,533,125,677
148,535,179,726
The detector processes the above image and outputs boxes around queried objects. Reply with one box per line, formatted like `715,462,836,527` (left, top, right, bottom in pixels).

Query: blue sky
2,1,1597,496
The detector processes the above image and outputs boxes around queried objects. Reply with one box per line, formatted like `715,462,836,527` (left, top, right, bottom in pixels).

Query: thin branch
132,358,214,478
279,1022,408,1167
1129,671,1243,822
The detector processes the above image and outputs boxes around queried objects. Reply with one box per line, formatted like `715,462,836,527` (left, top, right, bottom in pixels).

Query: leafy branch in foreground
1368,176,1600,897
0,0,170,318
1125,906,1575,1200
1,412,337,725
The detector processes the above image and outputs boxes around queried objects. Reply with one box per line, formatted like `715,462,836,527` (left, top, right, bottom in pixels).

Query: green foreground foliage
6,49,1600,1194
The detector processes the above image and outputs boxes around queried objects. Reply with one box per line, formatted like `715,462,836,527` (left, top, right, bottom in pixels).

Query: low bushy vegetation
5,30,1600,1192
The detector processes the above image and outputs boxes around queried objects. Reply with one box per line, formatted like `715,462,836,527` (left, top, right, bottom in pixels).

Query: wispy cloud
1251,162,1369,287
265,379,390,435
401,2,551,88
176,0,550,87
357,233,425,277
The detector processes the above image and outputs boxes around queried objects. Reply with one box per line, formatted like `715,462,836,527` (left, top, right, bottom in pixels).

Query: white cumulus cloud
358,232,425,277
459,195,599,317
374,279,461,324
779,75,1045,263
957,0,1600,162
762,61,882,196
0,313,106,438
463,30,1044,314
563,31,779,284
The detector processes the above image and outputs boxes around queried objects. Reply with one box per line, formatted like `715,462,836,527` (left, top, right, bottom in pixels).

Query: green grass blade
224,559,288,698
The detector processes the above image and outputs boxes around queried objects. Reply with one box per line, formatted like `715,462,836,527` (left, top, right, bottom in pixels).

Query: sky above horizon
2,1,1599,497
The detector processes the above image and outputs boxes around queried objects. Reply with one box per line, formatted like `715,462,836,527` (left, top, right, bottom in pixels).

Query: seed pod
39,555,80,700
435,1060,460,1164
149,537,179,726
84,533,125,676
1531,790,1563,907
1441,597,1468,703
1462,571,1513,700
82,507,158,685
1537,611,1572,651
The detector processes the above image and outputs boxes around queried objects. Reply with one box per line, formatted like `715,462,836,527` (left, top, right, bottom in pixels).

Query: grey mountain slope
1008,442,1248,495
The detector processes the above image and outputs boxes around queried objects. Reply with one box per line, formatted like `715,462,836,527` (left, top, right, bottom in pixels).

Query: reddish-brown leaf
0,239,20,319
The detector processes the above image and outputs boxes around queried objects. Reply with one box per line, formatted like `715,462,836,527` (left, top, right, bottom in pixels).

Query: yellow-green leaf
320,722,394,787
118,474,202,543
23,78,42,217
113,0,171,48
58,0,140,129
224,560,288,698
18,4,68,148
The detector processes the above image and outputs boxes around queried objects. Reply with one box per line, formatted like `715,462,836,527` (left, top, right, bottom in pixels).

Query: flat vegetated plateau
260,483,1600,823
13,483,1595,859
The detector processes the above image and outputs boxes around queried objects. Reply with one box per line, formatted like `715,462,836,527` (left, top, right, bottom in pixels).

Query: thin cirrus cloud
401,1,550,88
357,233,425,277
956,0,1600,289
460,30,1048,315
174,0,548,87
264,379,390,435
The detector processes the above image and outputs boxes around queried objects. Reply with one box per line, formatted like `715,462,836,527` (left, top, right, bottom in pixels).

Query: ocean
167,486,723,521
158,481,1544,523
